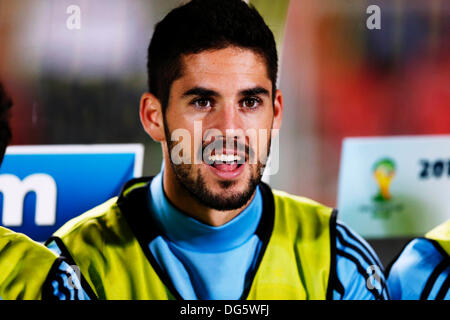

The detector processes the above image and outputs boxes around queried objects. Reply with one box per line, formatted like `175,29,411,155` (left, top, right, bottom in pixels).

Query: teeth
207,154,242,162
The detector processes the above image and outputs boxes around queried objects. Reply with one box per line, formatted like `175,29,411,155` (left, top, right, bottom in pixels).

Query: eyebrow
182,87,219,98
182,86,270,98
239,87,270,97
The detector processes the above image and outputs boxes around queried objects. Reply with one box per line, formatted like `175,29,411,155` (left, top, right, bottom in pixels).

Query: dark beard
164,118,269,211
168,160,264,211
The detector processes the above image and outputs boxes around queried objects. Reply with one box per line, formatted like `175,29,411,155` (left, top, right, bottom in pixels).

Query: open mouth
204,152,246,179
208,154,242,169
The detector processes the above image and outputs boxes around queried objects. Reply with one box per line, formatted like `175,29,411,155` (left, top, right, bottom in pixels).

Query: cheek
260,116,275,159
165,115,198,164
244,118,273,164
246,107,274,129
256,129,271,164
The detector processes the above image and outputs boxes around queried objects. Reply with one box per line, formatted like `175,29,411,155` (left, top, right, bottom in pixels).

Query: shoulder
0,226,56,261
389,238,448,272
333,221,389,300
271,189,333,214
53,197,121,242
53,177,154,243
270,188,335,226
0,226,40,247
426,219,450,242
45,200,123,301
386,238,449,300
269,188,336,245
425,219,450,255
49,196,131,275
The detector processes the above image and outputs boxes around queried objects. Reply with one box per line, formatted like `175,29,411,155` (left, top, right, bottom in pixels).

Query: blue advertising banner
0,144,144,242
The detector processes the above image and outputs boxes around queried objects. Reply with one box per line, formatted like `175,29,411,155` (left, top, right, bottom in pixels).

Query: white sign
338,135,450,238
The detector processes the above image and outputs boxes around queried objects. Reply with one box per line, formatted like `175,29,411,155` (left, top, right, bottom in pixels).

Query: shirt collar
148,172,262,252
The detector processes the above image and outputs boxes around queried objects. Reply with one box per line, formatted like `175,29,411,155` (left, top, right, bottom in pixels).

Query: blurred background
0,0,449,265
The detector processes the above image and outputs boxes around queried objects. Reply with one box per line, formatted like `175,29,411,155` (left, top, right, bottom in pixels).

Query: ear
140,92,165,142
272,89,283,132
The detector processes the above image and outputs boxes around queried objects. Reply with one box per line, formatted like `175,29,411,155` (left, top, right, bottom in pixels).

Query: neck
162,162,255,227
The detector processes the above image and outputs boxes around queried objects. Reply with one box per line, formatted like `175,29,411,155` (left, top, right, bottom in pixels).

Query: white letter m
0,174,57,226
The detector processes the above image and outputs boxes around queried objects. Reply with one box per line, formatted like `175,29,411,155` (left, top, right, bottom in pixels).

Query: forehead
178,47,270,87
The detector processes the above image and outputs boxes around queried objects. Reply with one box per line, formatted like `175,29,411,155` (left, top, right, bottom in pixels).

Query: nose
203,102,246,153
210,102,243,136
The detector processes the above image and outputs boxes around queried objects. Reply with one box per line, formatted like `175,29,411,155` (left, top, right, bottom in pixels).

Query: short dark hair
0,83,12,164
147,0,278,111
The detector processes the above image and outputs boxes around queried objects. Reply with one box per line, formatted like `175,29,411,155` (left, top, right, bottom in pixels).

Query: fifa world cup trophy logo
373,158,396,202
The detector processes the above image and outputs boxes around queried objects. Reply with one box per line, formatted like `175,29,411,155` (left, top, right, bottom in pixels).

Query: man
0,82,55,300
386,220,449,300
46,0,388,300
0,83,70,299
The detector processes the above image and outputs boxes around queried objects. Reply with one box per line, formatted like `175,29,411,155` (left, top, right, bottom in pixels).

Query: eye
241,97,262,109
191,98,213,109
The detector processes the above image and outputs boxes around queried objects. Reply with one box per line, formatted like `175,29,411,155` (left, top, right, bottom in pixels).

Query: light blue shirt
147,172,263,299
387,238,449,300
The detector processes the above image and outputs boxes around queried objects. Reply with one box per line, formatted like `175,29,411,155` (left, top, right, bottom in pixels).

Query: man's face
163,46,282,211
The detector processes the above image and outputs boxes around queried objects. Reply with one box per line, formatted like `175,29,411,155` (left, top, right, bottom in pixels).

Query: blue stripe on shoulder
335,222,389,300
49,260,91,300
428,266,449,300
336,222,383,268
